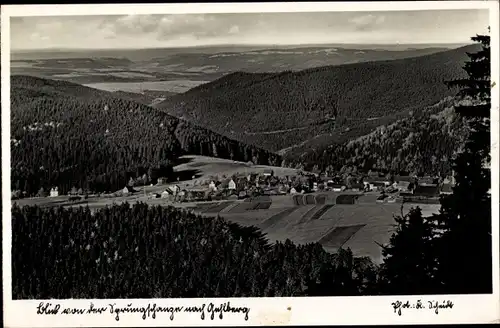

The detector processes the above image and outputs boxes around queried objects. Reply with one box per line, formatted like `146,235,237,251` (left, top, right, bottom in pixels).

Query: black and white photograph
2,1,499,326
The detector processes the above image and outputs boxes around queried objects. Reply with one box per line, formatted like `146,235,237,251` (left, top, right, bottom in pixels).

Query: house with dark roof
418,176,438,186
364,176,391,186
440,183,453,195
414,185,439,197
350,183,364,192
395,180,413,192
394,175,415,183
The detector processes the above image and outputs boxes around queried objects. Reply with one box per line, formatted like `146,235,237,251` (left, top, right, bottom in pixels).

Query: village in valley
141,167,455,206
19,155,455,208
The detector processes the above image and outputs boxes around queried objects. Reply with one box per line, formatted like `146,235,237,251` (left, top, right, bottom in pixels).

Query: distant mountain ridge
11,44,459,89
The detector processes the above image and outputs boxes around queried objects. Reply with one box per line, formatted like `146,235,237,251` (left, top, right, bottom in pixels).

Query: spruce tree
378,31,492,295
378,207,440,294
437,32,492,293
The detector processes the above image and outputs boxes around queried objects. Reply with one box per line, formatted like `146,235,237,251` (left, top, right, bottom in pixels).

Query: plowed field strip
318,224,366,248
258,207,299,230
203,202,234,213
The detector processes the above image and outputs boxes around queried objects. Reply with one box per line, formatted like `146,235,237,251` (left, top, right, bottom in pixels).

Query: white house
123,186,136,194
208,181,217,191
156,177,167,185
161,190,173,198
290,187,297,194
49,187,59,197
168,185,180,195
228,179,236,190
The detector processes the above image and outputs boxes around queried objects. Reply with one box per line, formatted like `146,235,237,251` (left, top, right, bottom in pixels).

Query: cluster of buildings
145,169,456,204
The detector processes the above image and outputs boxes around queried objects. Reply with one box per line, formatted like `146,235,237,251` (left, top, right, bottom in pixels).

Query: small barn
336,194,358,205
263,169,274,177
228,179,237,190
332,184,344,192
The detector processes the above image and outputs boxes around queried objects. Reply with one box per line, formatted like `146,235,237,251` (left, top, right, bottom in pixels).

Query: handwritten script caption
37,301,250,321
391,300,454,316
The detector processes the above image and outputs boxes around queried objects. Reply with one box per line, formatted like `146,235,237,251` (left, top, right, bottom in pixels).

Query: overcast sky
10,10,489,50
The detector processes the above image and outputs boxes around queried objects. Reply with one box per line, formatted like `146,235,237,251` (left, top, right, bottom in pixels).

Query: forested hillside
155,44,478,152
12,203,379,298
290,97,469,176
10,76,280,195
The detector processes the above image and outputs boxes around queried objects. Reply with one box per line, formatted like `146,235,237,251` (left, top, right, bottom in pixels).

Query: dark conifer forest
12,203,379,298
292,97,469,176
10,76,281,195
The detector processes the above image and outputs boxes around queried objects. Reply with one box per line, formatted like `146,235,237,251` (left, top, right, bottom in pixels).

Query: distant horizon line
11,42,472,52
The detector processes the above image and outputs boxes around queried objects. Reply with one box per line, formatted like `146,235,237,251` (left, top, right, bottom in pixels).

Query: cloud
229,25,240,34
94,14,251,42
9,11,489,50
29,32,50,42
111,14,161,34
349,14,386,30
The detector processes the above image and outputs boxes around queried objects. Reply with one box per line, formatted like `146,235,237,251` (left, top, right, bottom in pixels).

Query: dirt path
243,126,309,135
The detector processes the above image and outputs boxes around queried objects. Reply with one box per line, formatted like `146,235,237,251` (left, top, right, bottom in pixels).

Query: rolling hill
10,75,281,196
154,44,478,154
292,97,468,175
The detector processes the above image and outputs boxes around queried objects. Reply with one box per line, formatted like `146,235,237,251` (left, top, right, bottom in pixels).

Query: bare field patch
84,80,209,93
